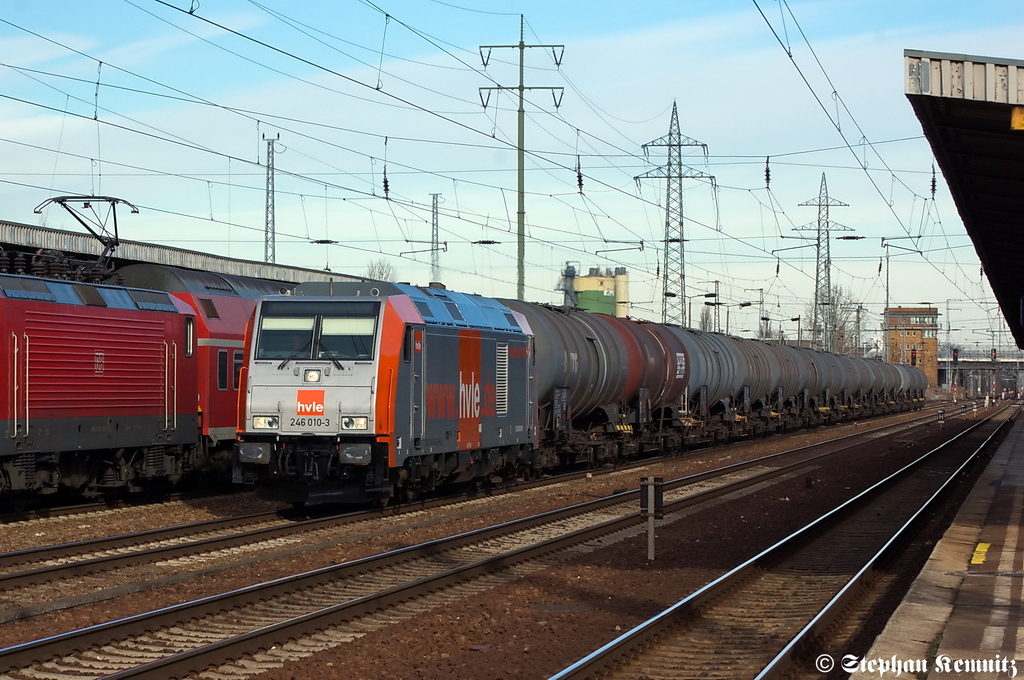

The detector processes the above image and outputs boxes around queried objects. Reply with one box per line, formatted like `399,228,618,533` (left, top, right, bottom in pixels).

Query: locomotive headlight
252,415,279,429
303,368,322,383
340,416,368,430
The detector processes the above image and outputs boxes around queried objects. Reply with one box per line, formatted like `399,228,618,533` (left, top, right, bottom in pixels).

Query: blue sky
0,0,1021,351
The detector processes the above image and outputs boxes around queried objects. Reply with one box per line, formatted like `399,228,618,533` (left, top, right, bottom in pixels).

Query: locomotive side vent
146,445,166,475
16,452,36,485
496,343,508,415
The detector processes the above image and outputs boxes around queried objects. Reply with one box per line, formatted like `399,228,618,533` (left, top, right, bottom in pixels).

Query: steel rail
0,400,958,589
548,404,1012,680
0,401,969,598
754,406,1018,679
0,403,985,676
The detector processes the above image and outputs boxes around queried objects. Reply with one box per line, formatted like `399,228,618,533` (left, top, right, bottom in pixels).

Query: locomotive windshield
255,300,380,361
255,317,315,360
319,317,375,360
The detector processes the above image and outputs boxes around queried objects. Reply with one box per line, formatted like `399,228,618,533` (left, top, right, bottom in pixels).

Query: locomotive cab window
255,317,315,360
319,317,376,360
403,325,414,362
255,300,380,362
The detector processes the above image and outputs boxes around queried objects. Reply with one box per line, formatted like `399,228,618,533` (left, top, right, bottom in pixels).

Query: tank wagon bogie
233,282,929,505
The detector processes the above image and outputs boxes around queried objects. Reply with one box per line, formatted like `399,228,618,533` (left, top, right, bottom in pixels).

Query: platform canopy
904,49,1024,348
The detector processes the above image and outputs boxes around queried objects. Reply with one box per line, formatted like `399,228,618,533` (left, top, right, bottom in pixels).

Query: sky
0,0,1021,354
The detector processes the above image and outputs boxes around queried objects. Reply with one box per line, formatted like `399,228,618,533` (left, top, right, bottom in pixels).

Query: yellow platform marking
970,542,992,565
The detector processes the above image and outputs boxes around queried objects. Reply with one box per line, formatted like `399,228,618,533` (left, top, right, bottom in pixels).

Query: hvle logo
296,390,325,415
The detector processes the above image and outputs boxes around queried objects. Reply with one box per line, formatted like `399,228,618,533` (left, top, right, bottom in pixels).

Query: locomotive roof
294,280,524,333
0,271,182,313
116,263,295,299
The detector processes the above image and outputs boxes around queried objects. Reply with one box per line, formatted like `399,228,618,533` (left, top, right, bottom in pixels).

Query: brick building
885,306,938,387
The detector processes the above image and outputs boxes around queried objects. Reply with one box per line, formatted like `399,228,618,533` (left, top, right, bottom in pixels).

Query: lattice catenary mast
264,134,280,264
430,193,442,283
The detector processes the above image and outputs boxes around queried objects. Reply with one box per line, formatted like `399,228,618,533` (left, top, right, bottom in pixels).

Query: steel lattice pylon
264,134,279,264
796,173,849,353
635,102,711,326
430,193,441,283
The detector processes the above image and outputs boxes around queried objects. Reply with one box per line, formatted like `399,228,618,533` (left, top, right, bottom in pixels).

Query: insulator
576,156,583,194
930,164,936,198
765,156,771,189
0,250,8,273
31,252,47,277
775,259,780,276
383,165,389,198
13,252,26,275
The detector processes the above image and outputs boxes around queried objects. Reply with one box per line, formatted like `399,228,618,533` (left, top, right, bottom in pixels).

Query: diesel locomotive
232,281,928,505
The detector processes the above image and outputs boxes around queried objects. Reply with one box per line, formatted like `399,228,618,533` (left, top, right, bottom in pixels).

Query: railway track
0,401,974,624
0,401,957,528
0,402,991,679
548,403,1016,680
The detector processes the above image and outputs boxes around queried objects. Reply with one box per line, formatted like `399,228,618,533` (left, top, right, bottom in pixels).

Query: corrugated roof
0,219,358,285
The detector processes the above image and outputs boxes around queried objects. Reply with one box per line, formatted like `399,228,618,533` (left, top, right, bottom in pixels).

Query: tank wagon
232,281,927,504
0,264,297,504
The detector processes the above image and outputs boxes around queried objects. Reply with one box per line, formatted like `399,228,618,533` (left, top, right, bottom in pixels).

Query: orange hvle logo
296,390,325,415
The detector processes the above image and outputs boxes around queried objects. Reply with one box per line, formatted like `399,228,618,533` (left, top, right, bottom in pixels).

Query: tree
698,305,713,332
364,258,395,282
805,284,864,356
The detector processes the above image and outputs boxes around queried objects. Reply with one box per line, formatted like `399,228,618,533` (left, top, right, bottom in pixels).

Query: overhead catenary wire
0,5,993,328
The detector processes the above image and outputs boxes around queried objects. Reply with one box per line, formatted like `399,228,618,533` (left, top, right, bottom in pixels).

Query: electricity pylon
264,133,280,264
635,101,712,326
795,173,850,353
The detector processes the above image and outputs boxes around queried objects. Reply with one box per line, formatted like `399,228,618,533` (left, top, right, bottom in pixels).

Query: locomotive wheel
399,484,420,504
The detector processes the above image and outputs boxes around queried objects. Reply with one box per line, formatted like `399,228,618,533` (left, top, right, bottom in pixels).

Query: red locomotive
0,263,294,505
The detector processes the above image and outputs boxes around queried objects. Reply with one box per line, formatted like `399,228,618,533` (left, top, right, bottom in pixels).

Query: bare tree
805,284,864,356
364,258,396,282
698,305,713,332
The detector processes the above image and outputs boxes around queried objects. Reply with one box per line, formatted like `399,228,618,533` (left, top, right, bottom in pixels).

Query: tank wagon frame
233,282,928,504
